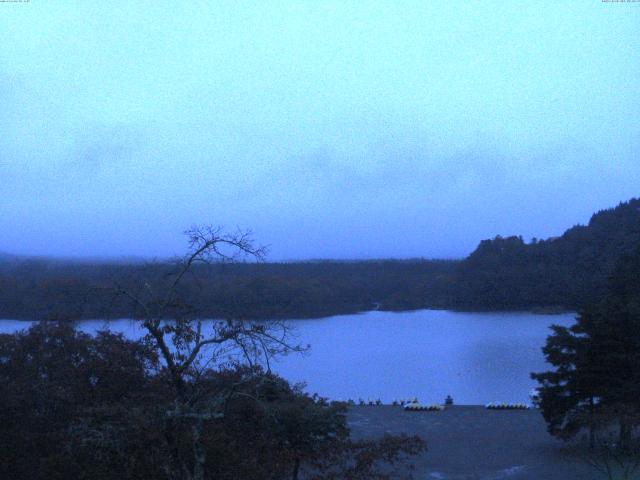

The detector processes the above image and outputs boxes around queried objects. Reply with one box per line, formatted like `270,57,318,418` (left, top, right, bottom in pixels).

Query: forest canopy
1,198,639,320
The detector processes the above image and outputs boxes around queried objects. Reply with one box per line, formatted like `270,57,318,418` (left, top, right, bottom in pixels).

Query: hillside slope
0,198,638,319
452,198,640,309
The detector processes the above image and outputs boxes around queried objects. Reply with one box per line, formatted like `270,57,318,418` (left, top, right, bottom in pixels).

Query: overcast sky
1,1,639,260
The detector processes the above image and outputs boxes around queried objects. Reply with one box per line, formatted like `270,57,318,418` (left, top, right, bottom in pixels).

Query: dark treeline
1,198,639,320
454,198,640,310
0,258,457,320
0,227,426,480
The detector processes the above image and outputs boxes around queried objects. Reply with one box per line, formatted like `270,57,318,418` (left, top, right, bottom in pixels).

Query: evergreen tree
532,246,640,448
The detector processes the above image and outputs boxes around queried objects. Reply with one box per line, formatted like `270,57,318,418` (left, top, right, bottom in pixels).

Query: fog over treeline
2,3,640,260
2,198,638,321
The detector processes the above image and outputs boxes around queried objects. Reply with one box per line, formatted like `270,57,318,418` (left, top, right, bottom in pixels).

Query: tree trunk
192,418,206,480
619,416,631,451
292,457,301,480
163,414,187,480
589,397,595,450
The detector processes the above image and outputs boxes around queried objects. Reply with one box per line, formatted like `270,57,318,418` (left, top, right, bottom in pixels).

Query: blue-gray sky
1,1,639,260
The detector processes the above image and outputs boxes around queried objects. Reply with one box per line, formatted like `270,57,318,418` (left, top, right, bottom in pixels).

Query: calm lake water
0,310,575,405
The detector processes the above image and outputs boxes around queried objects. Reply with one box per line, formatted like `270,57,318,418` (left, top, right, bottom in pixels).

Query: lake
0,310,575,405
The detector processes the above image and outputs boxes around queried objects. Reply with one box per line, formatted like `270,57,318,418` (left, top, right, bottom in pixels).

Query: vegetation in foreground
2,199,640,477
533,245,640,474
0,227,424,480
0,323,424,480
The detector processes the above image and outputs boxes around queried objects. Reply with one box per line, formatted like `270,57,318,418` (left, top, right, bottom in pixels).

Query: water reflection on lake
0,310,575,404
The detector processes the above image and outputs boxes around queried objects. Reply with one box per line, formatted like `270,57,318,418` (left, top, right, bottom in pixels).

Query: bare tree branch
108,226,300,480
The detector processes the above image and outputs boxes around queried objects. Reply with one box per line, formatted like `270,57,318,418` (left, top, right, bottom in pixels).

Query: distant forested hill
451,198,640,310
0,198,638,320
